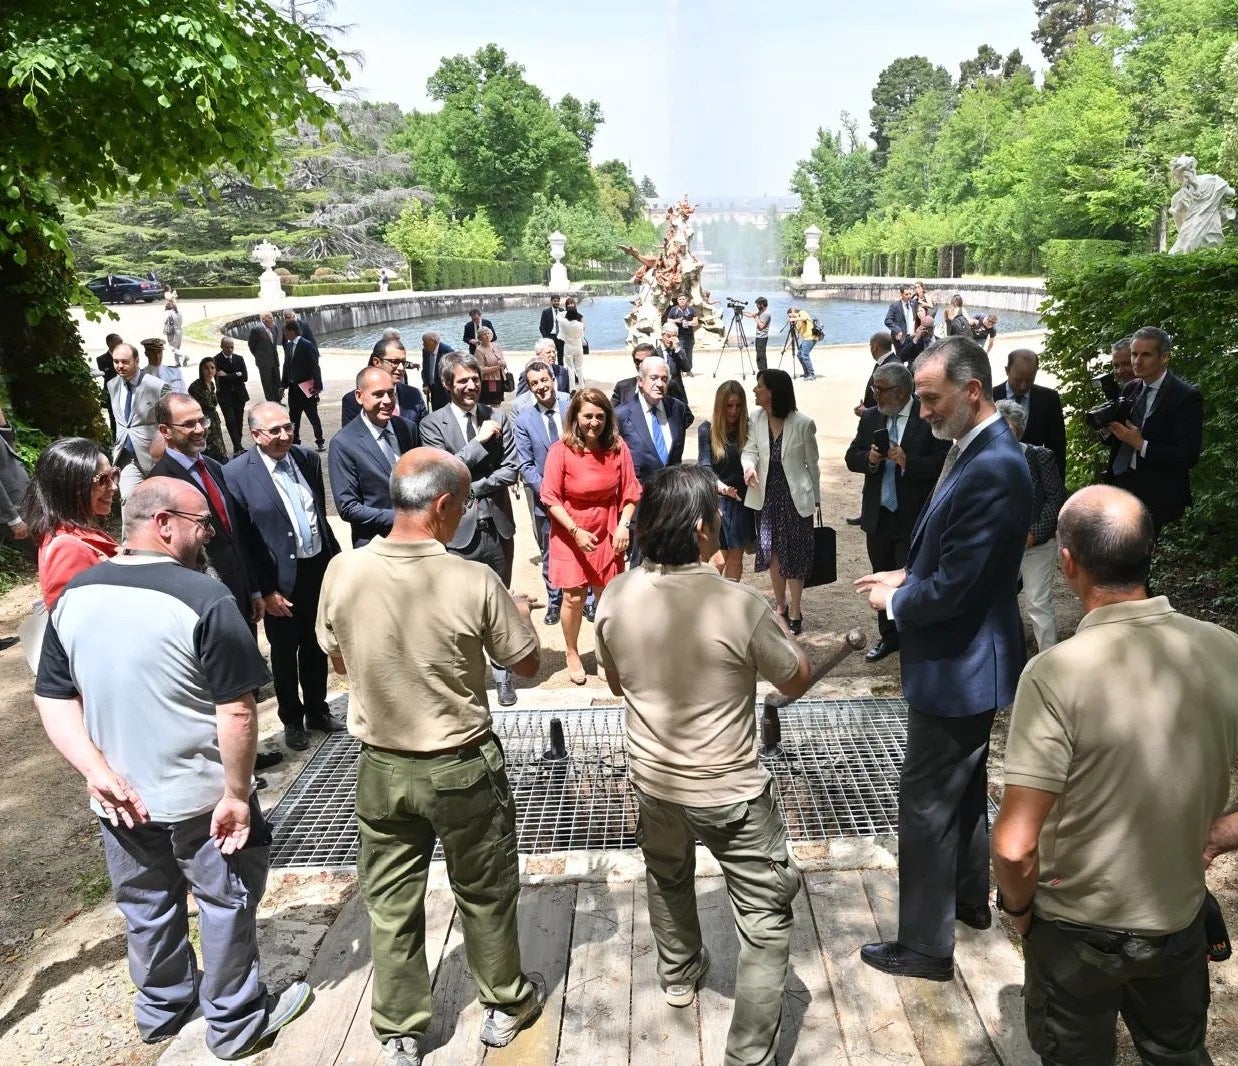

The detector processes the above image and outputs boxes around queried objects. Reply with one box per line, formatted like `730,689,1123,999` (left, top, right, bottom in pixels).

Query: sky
329,0,1044,198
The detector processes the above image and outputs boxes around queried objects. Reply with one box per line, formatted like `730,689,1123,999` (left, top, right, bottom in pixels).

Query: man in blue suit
615,356,693,564
514,359,572,625
328,367,416,547
340,340,426,441
225,401,346,751
419,331,455,412
855,336,1032,982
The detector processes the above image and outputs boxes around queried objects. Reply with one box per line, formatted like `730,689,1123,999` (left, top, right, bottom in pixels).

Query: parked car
84,274,162,304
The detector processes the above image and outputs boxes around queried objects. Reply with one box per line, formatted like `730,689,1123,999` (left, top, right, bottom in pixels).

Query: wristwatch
995,889,1032,917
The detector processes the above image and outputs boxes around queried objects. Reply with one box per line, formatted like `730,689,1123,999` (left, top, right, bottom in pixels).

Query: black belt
363,732,492,759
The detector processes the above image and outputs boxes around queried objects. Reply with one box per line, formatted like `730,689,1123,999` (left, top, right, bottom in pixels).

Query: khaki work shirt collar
364,537,448,558
1074,595,1174,634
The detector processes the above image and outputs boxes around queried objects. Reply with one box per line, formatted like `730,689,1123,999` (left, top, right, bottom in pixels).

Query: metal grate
266,699,918,870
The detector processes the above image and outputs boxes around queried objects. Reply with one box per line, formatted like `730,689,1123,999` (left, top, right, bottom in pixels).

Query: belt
1050,916,1178,949
363,732,492,759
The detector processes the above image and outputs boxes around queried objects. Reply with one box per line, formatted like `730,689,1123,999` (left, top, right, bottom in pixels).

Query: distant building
644,196,800,229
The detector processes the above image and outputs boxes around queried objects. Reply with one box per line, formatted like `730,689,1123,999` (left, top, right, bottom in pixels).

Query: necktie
881,416,900,512
465,413,476,442
124,381,134,422
1113,386,1151,475
193,459,233,535
543,406,559,443
651,405,669,463
275,458,313,549
932,442,962,499
377,427,399,468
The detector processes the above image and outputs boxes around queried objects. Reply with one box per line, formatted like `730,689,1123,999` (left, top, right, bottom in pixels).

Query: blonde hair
710,380,748,461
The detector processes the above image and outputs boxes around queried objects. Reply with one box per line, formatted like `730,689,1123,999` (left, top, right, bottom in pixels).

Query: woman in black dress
697,380,755,580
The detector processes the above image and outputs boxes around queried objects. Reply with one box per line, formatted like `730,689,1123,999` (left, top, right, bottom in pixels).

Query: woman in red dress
541,388,641,685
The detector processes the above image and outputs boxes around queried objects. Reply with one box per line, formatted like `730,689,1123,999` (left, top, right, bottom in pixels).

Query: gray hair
439,350,481,388
247,401,289,433
1111,336,1133,354
639,355,669,379
996,398,1027,434
1131,325,1171,355
422,330,440,345
381,327,400,340
390,453,466,513
914,337,993,400
873,362,913,394
533,337,556,357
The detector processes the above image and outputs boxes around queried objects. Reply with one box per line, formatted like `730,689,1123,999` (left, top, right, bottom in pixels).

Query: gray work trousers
99,801,270,1058
634,781,801,1066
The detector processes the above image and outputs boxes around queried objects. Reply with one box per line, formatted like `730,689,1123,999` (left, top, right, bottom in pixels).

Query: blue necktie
124,381,134,422
275,458,313,550
651,405,669,463
881,416,900,512
543,406,559,444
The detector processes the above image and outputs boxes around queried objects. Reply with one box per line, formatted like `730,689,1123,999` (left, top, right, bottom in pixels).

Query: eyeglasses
381,358,407,369
872,384,901,395
170,417,211,430
256,423,295,436
164,509,213,532
92,468,121,487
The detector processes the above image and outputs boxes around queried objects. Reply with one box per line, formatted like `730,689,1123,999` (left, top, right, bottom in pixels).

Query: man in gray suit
107,343,172,501
419,351,521,706
0,404,30,548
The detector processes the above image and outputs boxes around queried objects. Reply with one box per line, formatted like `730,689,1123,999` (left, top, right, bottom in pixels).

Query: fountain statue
548,231,571,289
618,194,722,349
251,239,286,302
1168,155,1235,254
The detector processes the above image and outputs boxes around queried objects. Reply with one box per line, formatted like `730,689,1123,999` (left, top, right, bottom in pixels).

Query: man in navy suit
883,284,919,345
514,360,572,624
341,340,426,441
992,349,1067,480
1104,325,1203,534
856,336,1032,982
538,294,565,366
224,402,346,751
328,368,416,547
462,308,496,355
281,321,324,451
419,331,455,412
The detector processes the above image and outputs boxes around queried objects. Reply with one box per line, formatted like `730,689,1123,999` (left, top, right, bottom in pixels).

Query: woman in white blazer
742,369,820,633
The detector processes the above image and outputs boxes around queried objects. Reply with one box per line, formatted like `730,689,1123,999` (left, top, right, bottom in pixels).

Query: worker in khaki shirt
594,465,812,1066
993,486,1238,1066
315,448,544,1066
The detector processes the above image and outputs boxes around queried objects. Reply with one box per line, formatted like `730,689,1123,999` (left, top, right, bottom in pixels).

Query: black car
85,274,163,304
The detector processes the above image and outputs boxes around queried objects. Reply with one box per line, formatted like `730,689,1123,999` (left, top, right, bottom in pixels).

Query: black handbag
804,508,837,587
502,371,515,393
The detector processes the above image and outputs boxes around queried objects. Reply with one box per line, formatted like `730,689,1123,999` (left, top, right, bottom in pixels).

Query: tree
878,89,953,211
1032,0,1130,63
555,94,604,154
595,160,644,226
957,45,1004,90
787,115,878,235
639,175,658,197
869,56,953,161
1,0,346,436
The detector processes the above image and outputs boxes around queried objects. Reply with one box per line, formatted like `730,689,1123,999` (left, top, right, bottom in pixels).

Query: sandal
788,616,803,635
566,659,587,686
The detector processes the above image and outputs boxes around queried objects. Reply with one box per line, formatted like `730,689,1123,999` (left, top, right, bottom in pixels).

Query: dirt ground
2,324,1237,1064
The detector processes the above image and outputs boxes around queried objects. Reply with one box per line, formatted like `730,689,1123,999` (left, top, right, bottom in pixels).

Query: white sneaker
664,947,710,1007
478,972,546,1048
384,1035,422,1065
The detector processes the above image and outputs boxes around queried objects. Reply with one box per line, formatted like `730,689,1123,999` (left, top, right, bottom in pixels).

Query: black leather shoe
845,515,863,526
583,602,596,623
544,606,561,626
860,941,954,981
306,710,347,733
285,726,309,751
496,676,517,707
255,750,285,772
0,636,18,652
956,903,992,930
865,638,900,663
788,616,803,635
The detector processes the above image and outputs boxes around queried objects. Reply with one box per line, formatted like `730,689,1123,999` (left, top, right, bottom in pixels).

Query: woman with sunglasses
23,438,120,608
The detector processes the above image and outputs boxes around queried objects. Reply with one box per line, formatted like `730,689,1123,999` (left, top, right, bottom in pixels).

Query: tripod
714,306,756,379
777,322,799,379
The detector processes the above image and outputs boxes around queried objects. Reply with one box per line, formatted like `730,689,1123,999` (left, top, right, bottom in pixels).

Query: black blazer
214,349,250,403
247,323,280,371
420,341,457,411
538,306,559,339
653,344,691,406
612,376,638,409
223,445,340,596
282,336,322,393
327,415,416,547
993,381,1067,480
615,395,692,482
150,452,271,611
844,400,949,536
883,298,919,339
340,382,425,441
1106,371,1203,528
462,318,496,353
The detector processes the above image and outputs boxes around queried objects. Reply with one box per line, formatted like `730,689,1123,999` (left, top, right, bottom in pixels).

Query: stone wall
786,277,1047,315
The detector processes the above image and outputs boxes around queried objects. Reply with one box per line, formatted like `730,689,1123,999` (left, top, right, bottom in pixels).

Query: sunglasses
92,468,121,487
164,509,213,532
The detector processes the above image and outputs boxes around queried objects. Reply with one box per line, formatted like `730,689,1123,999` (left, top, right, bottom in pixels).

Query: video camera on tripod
726,297,748,312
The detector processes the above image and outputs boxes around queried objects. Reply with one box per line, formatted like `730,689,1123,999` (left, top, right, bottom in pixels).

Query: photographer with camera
1097,326,1202,534
844,362,949,663
993,485,1238,1065
787,307,818,380
744,297,771,371
667,294,699,375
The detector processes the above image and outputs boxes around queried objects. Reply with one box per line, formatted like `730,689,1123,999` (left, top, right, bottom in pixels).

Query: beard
930,406,971,441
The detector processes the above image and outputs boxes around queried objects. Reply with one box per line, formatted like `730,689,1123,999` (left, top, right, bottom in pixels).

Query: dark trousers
754,337,768,371
865,508,911,641
679,330,695,371
218,392,246,453
553,337,565,367
897,706,996,958
257,363,280,403
533,511,562,610
288,390,323,446
263,551,329,729
1023,909,1210,1065
451,519,515,682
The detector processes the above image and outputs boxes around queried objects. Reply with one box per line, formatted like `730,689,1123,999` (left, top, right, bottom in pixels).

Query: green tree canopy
1032,0,1131,62
869,56,953,160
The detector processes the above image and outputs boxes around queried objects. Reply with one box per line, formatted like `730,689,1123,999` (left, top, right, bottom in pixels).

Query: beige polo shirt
316,537,537,752
595,561,801,807
1005,597,1238,934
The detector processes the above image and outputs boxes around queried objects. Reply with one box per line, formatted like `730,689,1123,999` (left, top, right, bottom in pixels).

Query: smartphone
872,428,890,456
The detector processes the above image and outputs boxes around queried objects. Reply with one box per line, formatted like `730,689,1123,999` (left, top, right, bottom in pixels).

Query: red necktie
194,459,233,535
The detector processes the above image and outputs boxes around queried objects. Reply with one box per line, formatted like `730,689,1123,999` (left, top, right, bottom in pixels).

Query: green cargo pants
355,736,534,1041
634,781,801,1066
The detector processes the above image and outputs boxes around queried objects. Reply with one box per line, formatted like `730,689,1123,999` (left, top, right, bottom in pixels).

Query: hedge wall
411,258,542,289
1041,239,1126,280
1041,244,1238,620
177,285,260,299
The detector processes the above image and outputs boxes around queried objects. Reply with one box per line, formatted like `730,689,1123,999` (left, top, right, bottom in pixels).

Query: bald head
1057,486,1155,591
1005,349,1039,397
390,448,469,514
124,477,200,534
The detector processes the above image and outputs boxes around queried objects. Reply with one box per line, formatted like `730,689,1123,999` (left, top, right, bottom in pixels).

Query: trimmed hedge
1041,239,1126,280
177,285,259,299
411,258,542,289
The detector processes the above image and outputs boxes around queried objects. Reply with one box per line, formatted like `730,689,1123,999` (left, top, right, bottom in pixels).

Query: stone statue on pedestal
251,239,286,302
1168,155,1235,254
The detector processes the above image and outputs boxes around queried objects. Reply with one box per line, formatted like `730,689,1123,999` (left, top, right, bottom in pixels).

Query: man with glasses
224,402,346,751
151,394,268,627
341,340,426,441
844,362,949,663
33,476,312,1058
108,342,172,502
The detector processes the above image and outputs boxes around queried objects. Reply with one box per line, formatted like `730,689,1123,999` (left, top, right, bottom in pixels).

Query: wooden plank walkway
250,861,1037,1066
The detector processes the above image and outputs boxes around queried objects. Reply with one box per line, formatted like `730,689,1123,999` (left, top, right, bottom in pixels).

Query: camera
726,298,747,311
1085,390,1136,430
